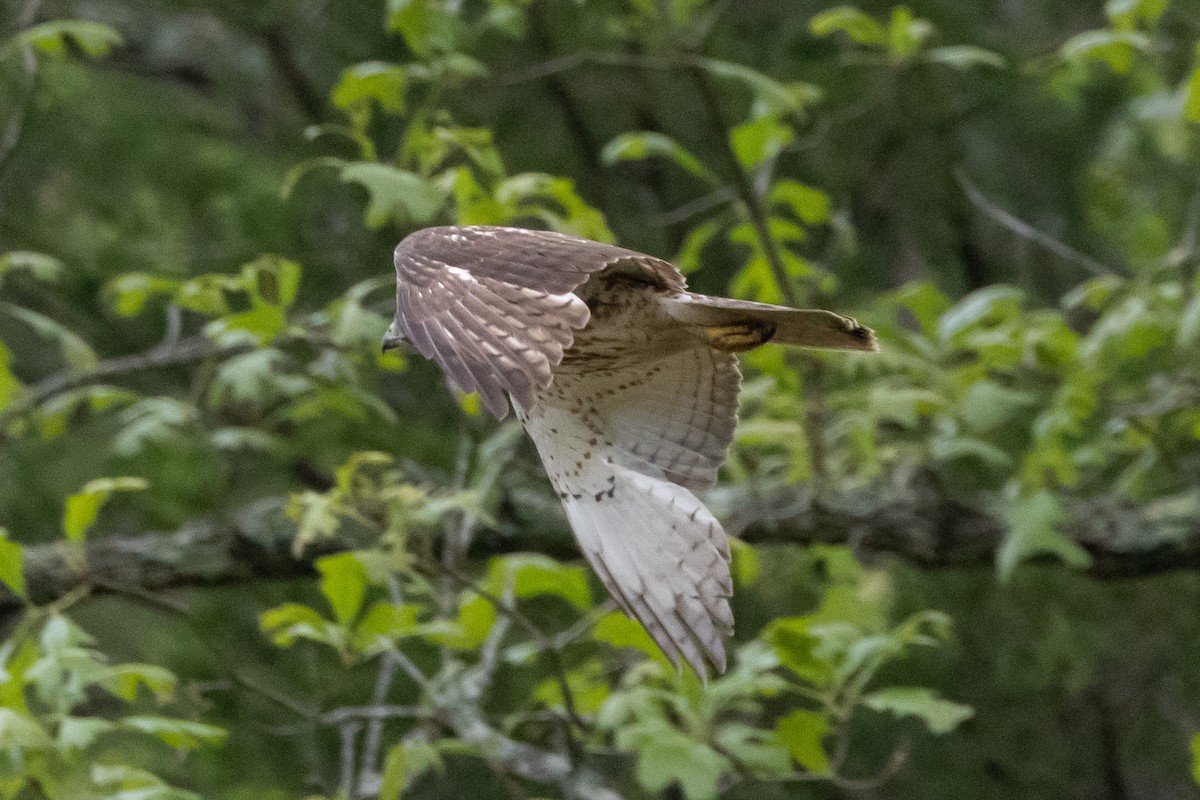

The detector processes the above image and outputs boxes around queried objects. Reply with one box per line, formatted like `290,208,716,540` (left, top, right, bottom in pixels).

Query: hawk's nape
388,225,878,676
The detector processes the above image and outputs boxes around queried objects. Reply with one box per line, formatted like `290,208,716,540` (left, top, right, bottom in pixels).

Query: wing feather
520,344,740,676
394,226,682,417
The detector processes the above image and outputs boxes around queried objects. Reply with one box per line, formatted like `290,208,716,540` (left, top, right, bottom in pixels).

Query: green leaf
494,172,614,242
675,219,724,274
0,342,20,414
260,602,342,649
352,601,421,654
104,272,179,316
0,303,97,371
340,162,447,227
774,709,831,774
427,593,496,650
380,740,443,800
57,716,114,750
123,716,228,750
1062,275,1124,312
98,663,178,703
1184,65,1200,124
768,179,830,225
333,61,407,115
1060,29,1150,73
621,722,730,800
862,687,974,734
0,529,25,599
113,398,198,455
0,708,52,749
764,617,830,685
62,477,148,542
317,552,369,625
1083,295,1173,363
1191,733,1200,785
91,763,176,792
925,45,1006,70
931,435,1014,472
173,273,237,315
13,20,123,57
893,281,951,338
1105,0,1168,29
867,386,946,428
997,488,1092,581
958,380,1038,434
533,660,610,714
204,305,286,346
593,611,673,669
887,6,934,59
937,285,1024,342
486,553,592,609
208,349,310,410
0,251,63,282
242,255,302,308
699,58,818,116
714,723,791,776
730,115,794,170
1178,292,1200,348
387,0,459,58
729,537,760,587
602,132,717,183
810,6,887,46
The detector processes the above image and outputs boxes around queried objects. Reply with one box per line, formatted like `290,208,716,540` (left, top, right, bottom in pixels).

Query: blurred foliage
1,0,1200,798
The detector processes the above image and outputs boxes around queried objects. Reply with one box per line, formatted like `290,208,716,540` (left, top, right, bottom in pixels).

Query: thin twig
0,335,249,428
390,649,431,690
235,673,320,720
0,0,45,186
687,64,797,305
685,58,836,483
502,50,690,86
88,577,189,614
356,654,399,785
436,562,589,738
955,168,1128,279
356,576,407,788
652,186,736,226
338,721,362,800
323,704,424,726
477,576,515,685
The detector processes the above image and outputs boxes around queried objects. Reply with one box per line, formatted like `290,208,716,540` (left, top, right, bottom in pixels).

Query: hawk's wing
393,226,683,418
521,346,740,675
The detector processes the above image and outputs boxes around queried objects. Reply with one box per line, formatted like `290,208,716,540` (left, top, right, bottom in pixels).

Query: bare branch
955,169,1128,279
7,469,1200,623
0,335,249,429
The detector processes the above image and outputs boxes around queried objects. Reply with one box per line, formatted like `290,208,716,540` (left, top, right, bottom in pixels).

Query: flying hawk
384,225,877,675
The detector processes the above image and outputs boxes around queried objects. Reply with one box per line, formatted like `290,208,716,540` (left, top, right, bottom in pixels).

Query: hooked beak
381,319,407,353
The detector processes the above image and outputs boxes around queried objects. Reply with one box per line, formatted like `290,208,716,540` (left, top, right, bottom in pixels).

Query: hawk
384,225,877,675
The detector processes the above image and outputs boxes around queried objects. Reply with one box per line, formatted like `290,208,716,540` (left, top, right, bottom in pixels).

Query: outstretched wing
393,226,683,418
521,345,740,675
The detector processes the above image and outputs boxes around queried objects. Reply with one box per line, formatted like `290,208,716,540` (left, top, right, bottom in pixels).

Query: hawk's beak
381,320,407,353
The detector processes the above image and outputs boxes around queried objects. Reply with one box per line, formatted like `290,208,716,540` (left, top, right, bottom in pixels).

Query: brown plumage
387,225,877,675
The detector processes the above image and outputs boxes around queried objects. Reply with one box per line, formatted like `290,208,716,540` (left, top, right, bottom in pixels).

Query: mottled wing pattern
393,226,681,418
604,347,740,490
521,346,740,675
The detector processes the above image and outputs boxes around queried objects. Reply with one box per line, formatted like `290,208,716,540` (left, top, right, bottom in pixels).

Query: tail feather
661,292,878,352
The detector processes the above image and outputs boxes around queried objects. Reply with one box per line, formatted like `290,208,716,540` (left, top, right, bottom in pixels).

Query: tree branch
7,473,1200,619
0,335,249,429
955,168,1129,279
